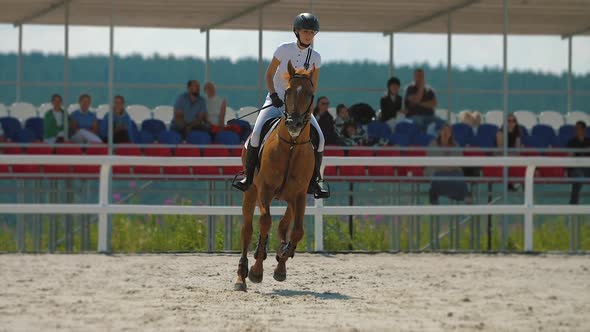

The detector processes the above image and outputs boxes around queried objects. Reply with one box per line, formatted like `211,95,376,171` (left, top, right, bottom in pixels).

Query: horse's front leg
248,187,273,283
234,189,256,292
274,193,306,282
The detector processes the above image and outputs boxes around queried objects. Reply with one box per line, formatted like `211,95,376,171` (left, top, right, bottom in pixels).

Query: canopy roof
1,0,589,37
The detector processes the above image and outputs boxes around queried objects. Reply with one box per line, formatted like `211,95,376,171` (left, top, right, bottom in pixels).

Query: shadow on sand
268,289,352,300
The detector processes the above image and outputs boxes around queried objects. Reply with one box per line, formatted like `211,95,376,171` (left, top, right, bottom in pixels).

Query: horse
234,60,316,292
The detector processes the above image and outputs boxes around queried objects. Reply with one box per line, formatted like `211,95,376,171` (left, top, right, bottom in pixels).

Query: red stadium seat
196,147,227,176
539,151,567,179
81,144,109,174
323,149,344,177
13,145,53,174
165,145,201,176
44,144,84,174
398,149,425,178
340,149,373,177
0,144,22,175
135,146,171,175
113,146,142,175
368,149,400,178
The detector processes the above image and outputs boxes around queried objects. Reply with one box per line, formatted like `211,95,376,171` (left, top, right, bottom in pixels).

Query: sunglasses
320,102,330,106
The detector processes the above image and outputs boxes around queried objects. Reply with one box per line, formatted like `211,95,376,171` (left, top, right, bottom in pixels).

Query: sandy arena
0,254,589,332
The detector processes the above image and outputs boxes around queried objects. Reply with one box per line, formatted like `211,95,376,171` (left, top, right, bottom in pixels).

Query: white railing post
98,164,112,253
524,165,536,252
314,196,324,252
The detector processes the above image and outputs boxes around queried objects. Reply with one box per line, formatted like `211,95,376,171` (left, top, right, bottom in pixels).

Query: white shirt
270,42,321,101
206,95,225,125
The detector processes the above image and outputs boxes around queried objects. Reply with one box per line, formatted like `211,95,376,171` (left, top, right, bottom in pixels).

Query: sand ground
0,253,589,332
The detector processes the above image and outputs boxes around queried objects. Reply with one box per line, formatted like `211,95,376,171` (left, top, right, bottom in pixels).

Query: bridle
281,74,315,131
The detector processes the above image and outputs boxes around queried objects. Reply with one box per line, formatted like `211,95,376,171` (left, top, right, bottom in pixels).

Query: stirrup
232,171,249,192
310,179,330,199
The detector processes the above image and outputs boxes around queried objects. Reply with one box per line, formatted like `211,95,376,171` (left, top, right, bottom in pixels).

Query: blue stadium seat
141,119,166,138
226,119,252,142
394,122,419,140
367,121,392,140
451,123,474,146
135,130,156,144
0,116,22,140
214,130,241,145
531,124,556,147
474,123,498,148
14,128,37,143
186,130,212,145
158,130,182,145
412,133,435,146
522,135,548,148
24,117,44,140
388,132,410,147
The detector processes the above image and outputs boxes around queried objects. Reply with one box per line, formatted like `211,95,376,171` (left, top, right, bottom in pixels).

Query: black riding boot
307,151,330,199
232,144,260,192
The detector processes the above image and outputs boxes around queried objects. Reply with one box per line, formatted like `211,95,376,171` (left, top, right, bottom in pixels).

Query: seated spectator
380,77,404,130
567,121,590,204
404,68,444,135
101,95,134,144
314,96,339,145
426,124,472,205
459,110,482,129
171,80,210,138
340,121,367,146
70,94,102,143
496,113,521,150
334,104,351,136
204,81,227,128
43,94,69,144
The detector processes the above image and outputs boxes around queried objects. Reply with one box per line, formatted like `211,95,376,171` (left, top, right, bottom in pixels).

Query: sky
0,24,589,75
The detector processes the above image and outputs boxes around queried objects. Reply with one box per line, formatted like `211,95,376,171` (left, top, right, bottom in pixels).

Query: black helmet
293,13,320,32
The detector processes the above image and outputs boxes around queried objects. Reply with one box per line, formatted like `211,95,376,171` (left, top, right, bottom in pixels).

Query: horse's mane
282,68,312,88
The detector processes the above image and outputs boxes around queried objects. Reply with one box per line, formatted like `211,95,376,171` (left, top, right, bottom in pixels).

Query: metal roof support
64,2,70,103
501,0,509,252
13,0,71,27
561,24,590,39
205,30,210,82
200,0,279,32
383,0,480,35
447,13,452,118
257,9,263,103
16,25,22,102
388,33,394,77
567,37,573,114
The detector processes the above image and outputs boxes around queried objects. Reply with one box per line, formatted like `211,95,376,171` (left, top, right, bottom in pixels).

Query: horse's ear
287,60,295,77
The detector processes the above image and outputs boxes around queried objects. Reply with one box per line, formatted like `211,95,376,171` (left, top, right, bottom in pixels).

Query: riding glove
270,92,284,108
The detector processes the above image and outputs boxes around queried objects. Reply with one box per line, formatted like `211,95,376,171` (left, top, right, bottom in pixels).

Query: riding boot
232,144,260,192
307,151,330,199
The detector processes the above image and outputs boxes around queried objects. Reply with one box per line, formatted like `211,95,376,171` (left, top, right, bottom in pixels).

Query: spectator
314,96,339,145
340,121,367,146
334,104,350,136
171,80,209,137
43,94,69,144
496,113,521,150
101,95,134,144
204,81,227,128
70,94,102,143
404,68,444,135
426,124,472,205
380,77,404,129
567,121,590,204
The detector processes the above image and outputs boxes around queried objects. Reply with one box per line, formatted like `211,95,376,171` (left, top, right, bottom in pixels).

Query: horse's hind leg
248,187,273,283
274,193,305,282
234,189,256,292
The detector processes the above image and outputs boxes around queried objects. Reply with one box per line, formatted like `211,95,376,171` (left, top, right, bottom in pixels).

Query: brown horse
234,61,316,292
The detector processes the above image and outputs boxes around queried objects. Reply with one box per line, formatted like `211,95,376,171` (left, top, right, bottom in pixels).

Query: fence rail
0,155,589,253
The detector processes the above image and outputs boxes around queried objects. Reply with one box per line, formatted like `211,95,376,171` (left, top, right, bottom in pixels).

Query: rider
232,13,329,199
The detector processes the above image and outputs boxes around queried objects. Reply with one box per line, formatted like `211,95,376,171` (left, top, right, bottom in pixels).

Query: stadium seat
367,121,392,141
340,149,373,177
224,106,237,124
37,103,53,114
158,130,182,145
126,104,153,124
412,133,434,147
473,123,498,147
165,145,201,175
0,116,22,140
530,124,556,148
113,145,142,175
538,110,564,131
186,130,212,145
67,104,80,114
451,123,474,146
564,111,590,126
0,103,8,117
226,119,252,142
95,104,110,119
152,105,173,125
135,146,171,175
237,106,259,126
388,132,410,147
14,145,53,174
136,130,156,144
141,119,166,138
394,122,419,139
398,149,425,178
323,149,343,177
214,130,241,145
24,117,43,140
514,110,538,131
539,151,567,179
368,149,399,177
81,144,109,174
14,128,37,143
45,144,84,174
196,147,230,175
484,110,504,127
328,107,337,119
9,102,37,122
204,147,242,175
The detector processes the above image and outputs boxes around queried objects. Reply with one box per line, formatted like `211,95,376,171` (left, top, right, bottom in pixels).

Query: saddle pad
244,117,281,158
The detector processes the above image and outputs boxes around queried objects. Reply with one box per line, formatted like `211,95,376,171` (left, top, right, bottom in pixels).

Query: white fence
0,155,589,253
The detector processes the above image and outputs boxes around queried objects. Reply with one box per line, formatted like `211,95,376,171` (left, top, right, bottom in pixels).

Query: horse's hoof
273,271,286,282
234,282,247,292
248,269,263,283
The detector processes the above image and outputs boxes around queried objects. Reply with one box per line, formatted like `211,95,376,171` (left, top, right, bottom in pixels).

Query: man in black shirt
404,68,444,134
567,121,590,204
380,77,403,124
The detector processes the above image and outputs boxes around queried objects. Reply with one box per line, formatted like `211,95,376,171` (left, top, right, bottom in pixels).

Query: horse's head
283,60,315,138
